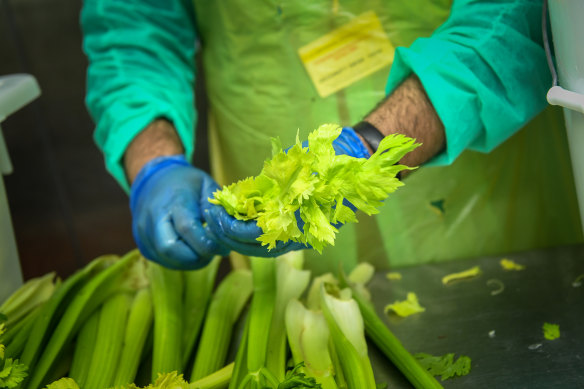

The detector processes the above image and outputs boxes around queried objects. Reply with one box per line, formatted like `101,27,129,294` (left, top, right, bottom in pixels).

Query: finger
132,210,161,263
204,207,308,257
152,214,215,270
204,205,264,243
172,195,230,258
200,174,222,212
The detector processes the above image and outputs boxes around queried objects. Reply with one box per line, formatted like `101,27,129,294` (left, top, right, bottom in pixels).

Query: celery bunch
210,124,419,252
2,249,449,389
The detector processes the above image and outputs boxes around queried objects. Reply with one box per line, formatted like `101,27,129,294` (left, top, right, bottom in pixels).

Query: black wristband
352,121,385,152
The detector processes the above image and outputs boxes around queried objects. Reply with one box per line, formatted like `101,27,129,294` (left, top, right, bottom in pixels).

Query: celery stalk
227,315,250,389
113,287,154,386
191,269,253,380
182,256,221,369
84,292,133,389
306,273,338,310
1,311,30,346
149,262,184,379
265,252,311,381
247,257,277,379
285,299,337,389
68,307,100,386
189,363,233,389
0,271,57,329
320,284,377,388
328,338,347,389
19,255,111,378
26,250,140,389
339,271,443,389
44,341,74,386
2,305,41,359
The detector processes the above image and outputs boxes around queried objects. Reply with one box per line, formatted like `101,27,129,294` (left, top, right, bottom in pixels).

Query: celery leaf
277,362,322,388
44,377,81,389
414,353,471,381
0,358,28,388
210,124,419,252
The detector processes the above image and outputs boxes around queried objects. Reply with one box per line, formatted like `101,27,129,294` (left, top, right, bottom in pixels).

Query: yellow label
298,11,395,98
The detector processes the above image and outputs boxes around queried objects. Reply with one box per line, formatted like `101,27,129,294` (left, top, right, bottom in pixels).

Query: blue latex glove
130,155,229,270
202,204,307,258
202,127,369,257
330,127,371,159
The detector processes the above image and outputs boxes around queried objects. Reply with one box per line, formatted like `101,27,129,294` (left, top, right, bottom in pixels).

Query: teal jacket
81,0,550,192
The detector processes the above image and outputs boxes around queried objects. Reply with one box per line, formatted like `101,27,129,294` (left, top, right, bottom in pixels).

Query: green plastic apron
192,0,583,274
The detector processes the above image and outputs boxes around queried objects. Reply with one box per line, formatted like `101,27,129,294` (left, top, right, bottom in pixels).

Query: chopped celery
414,353,471,381
441,266,481,285
384,292,425,318
543,322,560,340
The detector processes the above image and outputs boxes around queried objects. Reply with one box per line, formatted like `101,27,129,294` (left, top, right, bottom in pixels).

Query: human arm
81,0,234,269
358,75,446,174
81,0,198,192
375,0,549,166
124,119,184,184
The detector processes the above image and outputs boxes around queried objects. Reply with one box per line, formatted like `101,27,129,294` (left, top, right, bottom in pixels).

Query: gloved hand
130,155,229,270
202,127,369,257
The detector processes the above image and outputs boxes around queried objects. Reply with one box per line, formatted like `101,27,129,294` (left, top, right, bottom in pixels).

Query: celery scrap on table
543,322,560,340
486,279,505,296
386,272,402,281
414,353,471,381
384,292,426,318
499,258,525,271
209,123,419,252
572,274,584,287
441,266,481,285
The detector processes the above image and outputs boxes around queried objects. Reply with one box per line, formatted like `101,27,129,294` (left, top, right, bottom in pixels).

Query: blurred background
0,0,209,280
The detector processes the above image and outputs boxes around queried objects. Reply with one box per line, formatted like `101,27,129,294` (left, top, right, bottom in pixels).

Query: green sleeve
81,0,197,192
385,0,550,165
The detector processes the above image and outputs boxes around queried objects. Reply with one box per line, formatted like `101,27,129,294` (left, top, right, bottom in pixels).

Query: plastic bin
0,74,41,302
546,0,584,235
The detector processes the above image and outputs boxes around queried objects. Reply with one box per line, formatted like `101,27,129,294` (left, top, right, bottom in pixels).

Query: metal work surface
367,244,584,388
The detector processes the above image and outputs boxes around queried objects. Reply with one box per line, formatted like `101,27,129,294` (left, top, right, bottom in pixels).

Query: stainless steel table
367,244,584,388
